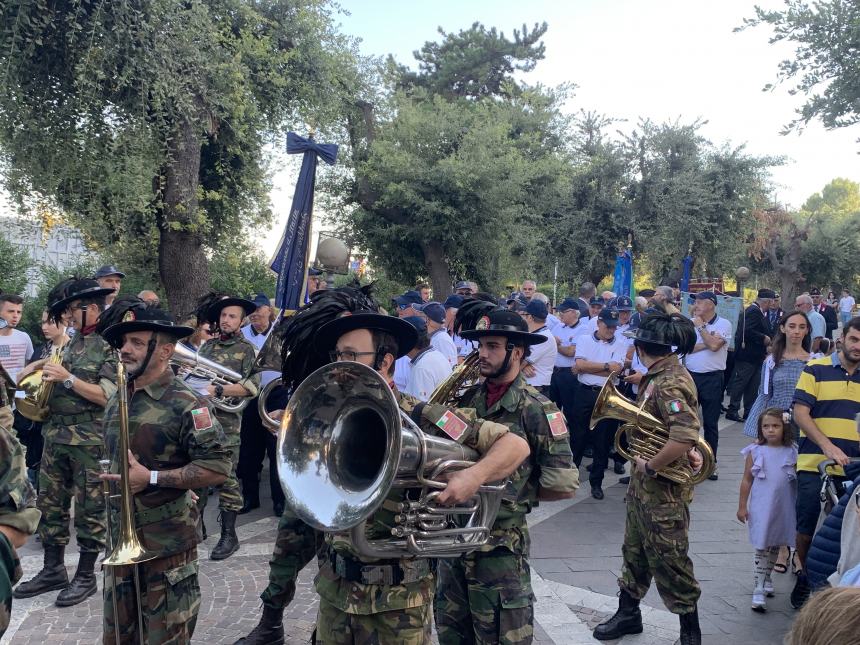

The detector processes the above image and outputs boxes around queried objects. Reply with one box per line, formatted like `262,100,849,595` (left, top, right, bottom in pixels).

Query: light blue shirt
808,309,827,339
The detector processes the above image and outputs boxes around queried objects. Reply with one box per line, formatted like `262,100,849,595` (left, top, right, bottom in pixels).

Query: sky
258,0,860,258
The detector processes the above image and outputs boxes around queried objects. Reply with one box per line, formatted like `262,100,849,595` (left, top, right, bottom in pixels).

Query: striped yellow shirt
793,353,860,473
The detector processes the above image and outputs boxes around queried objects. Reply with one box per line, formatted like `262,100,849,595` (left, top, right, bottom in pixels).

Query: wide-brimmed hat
102,307,194,349
459,309,547,346
94,265,126,279
208,296,256,320
50,279,116,312
315,312,418,359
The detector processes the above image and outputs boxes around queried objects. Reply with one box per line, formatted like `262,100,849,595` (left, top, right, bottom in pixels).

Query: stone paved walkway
6,416,797,644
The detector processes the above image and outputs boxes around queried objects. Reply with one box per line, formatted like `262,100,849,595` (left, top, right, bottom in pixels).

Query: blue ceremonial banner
271,132,338,310
612,249,633,298
680,254,693,291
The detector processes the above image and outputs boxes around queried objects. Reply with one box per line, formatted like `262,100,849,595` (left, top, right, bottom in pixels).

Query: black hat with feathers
278,281,379,392
453,294,499,336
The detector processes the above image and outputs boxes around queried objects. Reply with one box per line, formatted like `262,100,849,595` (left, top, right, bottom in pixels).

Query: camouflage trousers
0,532,22,640
260,507,322,609
435,547,535,645
619,495,701,614
37,439,106,552
196,438,242,513
103,547,200,644
314,596,432,645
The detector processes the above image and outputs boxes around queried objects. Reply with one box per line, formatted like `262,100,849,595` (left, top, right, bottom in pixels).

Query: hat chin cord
486,342,517,380
128,334,158,384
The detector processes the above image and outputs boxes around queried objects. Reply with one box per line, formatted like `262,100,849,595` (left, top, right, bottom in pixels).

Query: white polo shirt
393,354,412,392
546,313,562,333
574,332,628,388
430,328,458,369
684,315,732,373
553,321,589,368
241,323,278,389
453,334,475,358
405,348,452,402
524,326,557,387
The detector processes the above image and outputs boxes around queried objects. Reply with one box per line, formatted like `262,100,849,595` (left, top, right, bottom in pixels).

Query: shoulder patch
191,407,213,431
435,410,467,441
667,400,683,414
546,411,568,436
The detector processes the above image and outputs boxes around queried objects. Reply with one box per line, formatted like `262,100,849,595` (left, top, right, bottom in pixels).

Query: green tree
0,236,32,296
209,242,277,306
333,23,569,296
0,0,360,316
740,1,860,138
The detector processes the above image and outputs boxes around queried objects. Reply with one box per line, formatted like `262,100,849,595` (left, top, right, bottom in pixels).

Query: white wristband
149,470,158,486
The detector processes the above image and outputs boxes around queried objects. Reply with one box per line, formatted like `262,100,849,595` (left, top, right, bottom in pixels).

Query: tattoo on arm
157,463,222,489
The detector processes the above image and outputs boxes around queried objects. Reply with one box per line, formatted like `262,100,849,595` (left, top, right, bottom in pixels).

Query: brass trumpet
590,375,715,486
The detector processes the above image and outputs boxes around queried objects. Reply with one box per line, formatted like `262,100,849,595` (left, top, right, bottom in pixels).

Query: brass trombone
102,359,157,644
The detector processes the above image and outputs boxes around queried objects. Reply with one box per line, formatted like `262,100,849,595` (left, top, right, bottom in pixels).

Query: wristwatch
603,362,610,372
214,384,224,398
644,462,658,478
149,470,158,487
63,375,77,390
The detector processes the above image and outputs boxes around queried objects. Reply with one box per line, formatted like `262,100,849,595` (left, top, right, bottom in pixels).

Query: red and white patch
191,407,213,431
436,410,468,441
546,411,568,436
475,316,490,331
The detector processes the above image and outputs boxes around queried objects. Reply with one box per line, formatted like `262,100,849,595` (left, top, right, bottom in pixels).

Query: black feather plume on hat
95,296,148,338
278,281,379,391
454,295,501,335
46,277,77,325
194,291,227,328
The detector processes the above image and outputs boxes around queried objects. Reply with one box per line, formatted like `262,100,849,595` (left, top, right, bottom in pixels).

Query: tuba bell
254,317,286,431
17,337,67,422
589,374,715,486
277,361,504,558
170,343,250,413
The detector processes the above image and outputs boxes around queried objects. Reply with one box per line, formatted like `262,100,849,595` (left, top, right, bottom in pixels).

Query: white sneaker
763,580,775,597
752,590,766,612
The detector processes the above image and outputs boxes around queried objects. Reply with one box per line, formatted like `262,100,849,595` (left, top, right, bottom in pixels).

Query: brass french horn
590,375,715,486
17,337,67,422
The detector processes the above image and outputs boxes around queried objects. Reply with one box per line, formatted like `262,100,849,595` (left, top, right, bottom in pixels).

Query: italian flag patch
436,410,467,441
191,407,213,431
546,412,568,436
667,400,683,414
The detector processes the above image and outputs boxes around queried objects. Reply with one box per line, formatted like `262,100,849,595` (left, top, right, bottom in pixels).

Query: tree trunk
158,116,210,318
421,240,452,298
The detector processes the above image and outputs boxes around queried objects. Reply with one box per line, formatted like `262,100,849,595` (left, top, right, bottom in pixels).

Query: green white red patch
667,400,683,414
436,410,467,441
191,407,213,431
475,316,490,330
546,411,568,436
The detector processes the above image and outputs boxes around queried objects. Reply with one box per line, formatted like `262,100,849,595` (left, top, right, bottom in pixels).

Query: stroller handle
817,457,860,477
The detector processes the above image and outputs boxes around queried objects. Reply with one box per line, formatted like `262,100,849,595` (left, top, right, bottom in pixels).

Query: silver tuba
277,361,505,558
171,343,250,413
254,318,286,430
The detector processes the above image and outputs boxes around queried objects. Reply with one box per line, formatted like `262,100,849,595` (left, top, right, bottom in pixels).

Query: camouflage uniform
38,330,117,552
619,353,701,614
0,426,41,639
0,365,14,433
436,373,579,645
196,333,259,513
102,367,232,644
314,389,513,645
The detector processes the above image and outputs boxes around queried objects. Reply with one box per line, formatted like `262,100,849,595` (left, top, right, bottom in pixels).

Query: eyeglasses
329,350,376,362
68,304,88,312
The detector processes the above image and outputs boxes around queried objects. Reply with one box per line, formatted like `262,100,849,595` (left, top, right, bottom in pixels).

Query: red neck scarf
80,323,98,337
485,379,514,409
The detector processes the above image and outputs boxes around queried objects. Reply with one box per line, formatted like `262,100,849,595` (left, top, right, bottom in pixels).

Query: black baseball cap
695,291,717,305
598,308,621,327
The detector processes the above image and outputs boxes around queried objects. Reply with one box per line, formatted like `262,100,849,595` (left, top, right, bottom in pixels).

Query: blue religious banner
612,247,633,298
270,132,338,310
680,253,694,291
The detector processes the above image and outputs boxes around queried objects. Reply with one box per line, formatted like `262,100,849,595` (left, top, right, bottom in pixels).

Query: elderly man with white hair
796,293,826,353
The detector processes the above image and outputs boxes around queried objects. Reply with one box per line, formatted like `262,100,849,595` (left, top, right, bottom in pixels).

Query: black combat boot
55,551,99,606
679,608,702,645
239,477,261,515
13,545,68,598
593,590,643,640
211,510,240,560
233,605,285,645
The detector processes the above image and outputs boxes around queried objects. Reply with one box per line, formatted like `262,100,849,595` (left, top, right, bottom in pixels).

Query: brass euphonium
254,318,286,431
429,350,481,406
277,361,505,558
16,337,67,422
589,374,715,486
170,343,250,412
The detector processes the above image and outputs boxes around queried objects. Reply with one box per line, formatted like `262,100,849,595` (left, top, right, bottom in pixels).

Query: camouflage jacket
45,330,117,445
315,387,513,615
103,368,232,559
0,365,13,431
457,373,579,552
627,354,699,504
0,426,40,640
199,333,260,435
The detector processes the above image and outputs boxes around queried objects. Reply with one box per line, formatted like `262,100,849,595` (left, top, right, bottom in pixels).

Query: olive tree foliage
739,0,860,139
0,236,32,297
325,23,571,297
0,0,362,316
